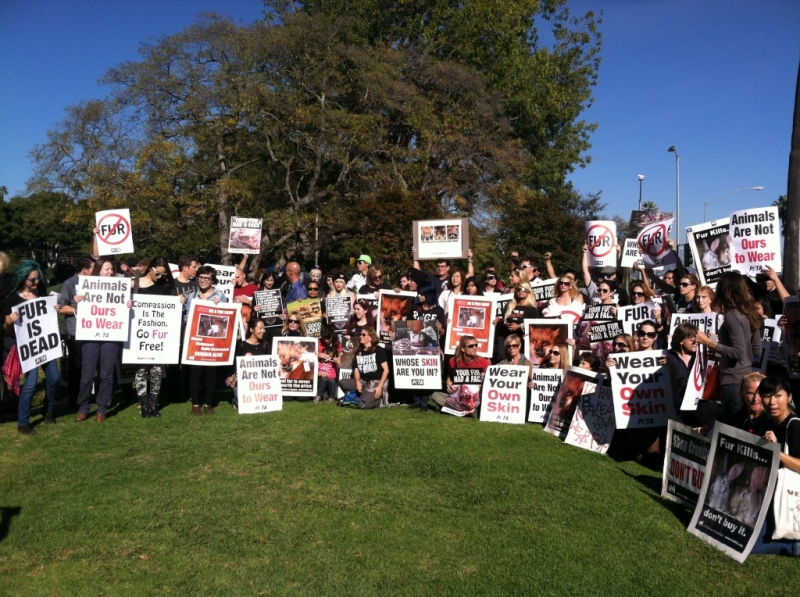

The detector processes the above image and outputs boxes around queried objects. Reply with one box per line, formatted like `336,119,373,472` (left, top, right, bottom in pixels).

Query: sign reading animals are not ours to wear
75,276,132,342
729,206,781,275
12,296,62,374
236,355,283,414
95,209,134,255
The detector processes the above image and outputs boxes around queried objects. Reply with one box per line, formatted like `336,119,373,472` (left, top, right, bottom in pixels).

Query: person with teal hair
3,260,61,435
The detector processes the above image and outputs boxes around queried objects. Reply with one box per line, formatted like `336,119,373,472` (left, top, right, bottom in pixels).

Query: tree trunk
785,59,800,291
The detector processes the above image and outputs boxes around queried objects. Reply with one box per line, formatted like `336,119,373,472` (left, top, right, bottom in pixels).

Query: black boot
140,402,152,418
18,424,36,435
44,411,57,424
149,396,161,418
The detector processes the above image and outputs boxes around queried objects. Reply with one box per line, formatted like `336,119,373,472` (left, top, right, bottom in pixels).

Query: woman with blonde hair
540,344,569,374
337,327,389,409
281,310,307,337
732,372,767,434
494,280,540,361
542,275,584,322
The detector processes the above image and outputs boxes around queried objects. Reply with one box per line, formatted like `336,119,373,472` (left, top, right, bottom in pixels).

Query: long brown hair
454,335,478,364
712,272,762,331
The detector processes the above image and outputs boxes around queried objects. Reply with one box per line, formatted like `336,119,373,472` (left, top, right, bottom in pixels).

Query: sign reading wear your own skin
13,296,62,374
95,209,134,255
75,276,132,342
729,206,781,275
480,364,528,424
609,350,674,429
122,295,183,365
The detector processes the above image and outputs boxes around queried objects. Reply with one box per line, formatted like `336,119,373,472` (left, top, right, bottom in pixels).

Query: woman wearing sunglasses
281,310,307,337
337,327,389,409
634,320,659,351
605,334,634,369
481,270,500,294
494,281,540,361
676,274,700,313
429,335,490,415
538,344,569,374
542,276,584,323
358,266,391,298
131,257,180,418
3,261,60,434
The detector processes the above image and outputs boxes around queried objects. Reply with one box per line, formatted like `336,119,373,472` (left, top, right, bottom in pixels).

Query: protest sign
686,219,731,288
585,220,617,267
413,218,469,260
524,318,572,367
584,305,617,322
609,351,674,429
680,343,713,412
494,293,514,319
376,289,415,344
181,300,241,365
662,421,711,508
528,369,563,424
729,206,781,275
12,296,61,374
391,320,441,390
479,364,528,424
122,295,182,365
531,278,556,303
441,365,484,417
204,264,235,302
236,355,282,414
617,301,658,336
75,276,132,342
95,208,134,255
752,319,780,373
287,297,322,337
272,337,317,396
228,217,262,254
637,217,676,267
325,295,352,332
688,424,780,563
544,366,602,439
169,262,180,277
620,238,644,268
586,320,624,370
445,295,496,358
565,385,615,454
253,290,284,327
668,312,720,339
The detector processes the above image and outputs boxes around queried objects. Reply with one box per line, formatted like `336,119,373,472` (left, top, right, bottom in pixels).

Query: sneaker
204,405,215,415
44,411,57,424
18,424,36,435
327,397,336,404
191,405,203,416
313,396,322,404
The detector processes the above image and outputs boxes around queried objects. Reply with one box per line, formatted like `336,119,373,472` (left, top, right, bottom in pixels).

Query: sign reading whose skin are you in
528,369,563,424
564,385,615,454
75,276,132,342
610,351,674,429
480,364,529,424
446,296,496,358
228,217,263,254
413,217,469,260
688,424,780,563
620,238,645,269
543,366,602,439
585,220,617,267
391,320,441,390
729,206,781,275
181,300,242,366
236,355,283,414
686,219,731,288
95,208,134,255
661,421,711,508
13,296,61,373
272,337,318,397
122,295,183,365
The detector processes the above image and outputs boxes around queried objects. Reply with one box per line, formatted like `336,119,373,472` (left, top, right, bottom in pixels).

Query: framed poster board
412,218,469,260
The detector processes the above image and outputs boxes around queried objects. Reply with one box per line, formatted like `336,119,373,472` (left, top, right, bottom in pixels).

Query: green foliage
0,192,87,253
641,200,659,212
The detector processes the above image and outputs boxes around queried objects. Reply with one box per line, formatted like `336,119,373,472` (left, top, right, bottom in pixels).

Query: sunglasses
27,276,40,282
600,273,614,279
308,287,319,291
466,343,478,348
197,276,212,281
614,342,629,349
598,288,611,294
558,281,571,287
288,319,300,324
485,275,496,280
632,291,645,298
374,275,383,279
636,330,658,339
154,271,168,278
515,287,530,293
356,260,367,265
680,282,693,287
509,344,520,349
360,333,370,337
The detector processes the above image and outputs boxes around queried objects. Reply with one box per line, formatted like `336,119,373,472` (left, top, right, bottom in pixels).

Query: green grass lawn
1,397,798,597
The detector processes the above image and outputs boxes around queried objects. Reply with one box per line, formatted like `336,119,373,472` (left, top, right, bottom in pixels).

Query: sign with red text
609,351,674,429
565,385,615,454
528,369,563,424
122,296,183,365
95,209,134,255
12,296,62,373
181,300,241,365
662,421,711,508
729,206,781,275
75,276,132,341
480,364,528,424
637,217,676,267
445,295,497,358
236,355,283,414
585,220,617,267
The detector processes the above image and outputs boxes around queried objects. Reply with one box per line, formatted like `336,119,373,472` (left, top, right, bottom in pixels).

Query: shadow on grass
0,507,21,543
618,469,694,526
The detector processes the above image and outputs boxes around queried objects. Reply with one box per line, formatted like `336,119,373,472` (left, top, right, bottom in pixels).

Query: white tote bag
772,418,800,540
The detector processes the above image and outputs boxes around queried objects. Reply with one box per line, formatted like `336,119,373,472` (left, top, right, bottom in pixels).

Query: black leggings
189,366,217,406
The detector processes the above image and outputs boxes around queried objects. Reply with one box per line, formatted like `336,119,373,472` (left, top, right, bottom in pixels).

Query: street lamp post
637,174,644,211
667,146,680,247
703,187,764,221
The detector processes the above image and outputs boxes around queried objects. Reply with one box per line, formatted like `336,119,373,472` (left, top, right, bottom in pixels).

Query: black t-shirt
358,283,391,295
282,329,303,337
355,345,388,381
411,305,445,329
174,278,199,298
2,293,28,341
499,304,539,338
236,339,269,358
732,410,765,436
134,282,177,296
758,414,800,458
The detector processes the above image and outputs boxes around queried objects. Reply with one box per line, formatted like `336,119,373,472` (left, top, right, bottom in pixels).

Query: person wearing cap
581,244,629,306
347,255,372,292
284,262,308,304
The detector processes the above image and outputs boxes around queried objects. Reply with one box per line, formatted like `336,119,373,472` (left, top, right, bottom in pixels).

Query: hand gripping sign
585,220,617,267
95,209,134,255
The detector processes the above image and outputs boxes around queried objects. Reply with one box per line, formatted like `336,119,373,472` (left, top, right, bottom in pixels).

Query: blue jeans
720,383,740,425
18,359,60,427
750,508,800,556
77,341,120,415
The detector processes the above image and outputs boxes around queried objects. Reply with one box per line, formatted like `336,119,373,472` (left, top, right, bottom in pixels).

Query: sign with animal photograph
686,219,731,288
629,210,674,236
528,369,563,424
272,337,318,396
376,289,415,344
95,208,134,255
729,206,781,275
228,217,262,254
75,276,132,342
617,301,658,336
441,365,484,417
585,220,617,267
12,296,62,373
688,424,780,563
662,421,711,508
637,217,676,268
253,290,283,327
236,355,282,414
391,320,441,390
609,351,674,429
287,297,322,338
524,319,572,367
480,364,528,425
413,218,469,260
564,384,615,454
620,238,644,268
445,296,497,358
122,295,182,365
543,366,602,440
181,300,241,366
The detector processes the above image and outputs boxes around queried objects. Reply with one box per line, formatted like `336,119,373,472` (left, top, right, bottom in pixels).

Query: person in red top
232,267,258,305
428,335,490,415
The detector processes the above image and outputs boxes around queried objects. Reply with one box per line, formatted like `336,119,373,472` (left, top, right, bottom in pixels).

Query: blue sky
1,0,799,242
